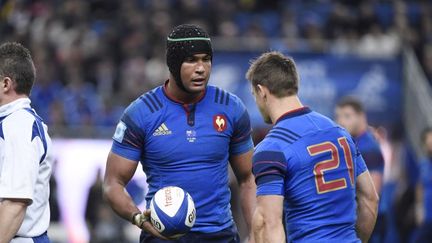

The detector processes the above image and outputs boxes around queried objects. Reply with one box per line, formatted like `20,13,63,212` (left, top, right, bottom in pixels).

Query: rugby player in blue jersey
335,97,386,243
246,51,378,242
103,24,256,243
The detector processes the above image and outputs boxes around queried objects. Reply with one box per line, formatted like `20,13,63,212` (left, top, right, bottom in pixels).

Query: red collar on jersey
275,107,311,124
162,80,206,105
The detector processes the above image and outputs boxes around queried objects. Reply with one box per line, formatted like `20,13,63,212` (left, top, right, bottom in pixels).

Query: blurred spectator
357,2,380,36
325,3,356,39
414,127,432,242
86,170,127,243
356,23,401,58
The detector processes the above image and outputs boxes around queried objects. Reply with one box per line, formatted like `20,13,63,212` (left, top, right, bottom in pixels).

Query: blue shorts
32,232,50,243
13,231,50,243
140,225,240,243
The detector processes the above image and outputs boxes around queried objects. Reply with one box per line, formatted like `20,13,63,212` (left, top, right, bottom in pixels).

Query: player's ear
256,84,267,99
1,77,13,92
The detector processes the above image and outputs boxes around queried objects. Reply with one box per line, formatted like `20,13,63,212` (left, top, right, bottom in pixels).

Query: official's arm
0,199,29,243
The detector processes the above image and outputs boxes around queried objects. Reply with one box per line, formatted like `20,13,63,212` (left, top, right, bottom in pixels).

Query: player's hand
139,210,169,240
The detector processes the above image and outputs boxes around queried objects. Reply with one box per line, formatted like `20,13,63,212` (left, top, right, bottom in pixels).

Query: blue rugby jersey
253,107,367,242
355,130,385,217
355,130,384,174
111,82,253,233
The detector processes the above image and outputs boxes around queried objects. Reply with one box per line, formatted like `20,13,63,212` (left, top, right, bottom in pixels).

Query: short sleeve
355,149,368,177
253,150,287,196
229,97,253,155
111,109,146,162
0,113,41,202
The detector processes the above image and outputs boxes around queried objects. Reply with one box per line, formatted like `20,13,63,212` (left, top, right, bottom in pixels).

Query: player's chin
187,80,208,92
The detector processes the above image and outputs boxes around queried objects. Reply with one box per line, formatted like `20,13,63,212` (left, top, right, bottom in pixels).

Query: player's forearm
0,199,28,243
238,174,256,235
103,181,140,223
253,211,285,243
355,195,378,242
255,226,285,243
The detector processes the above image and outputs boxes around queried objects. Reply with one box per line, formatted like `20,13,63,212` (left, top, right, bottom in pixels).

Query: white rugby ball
150,186,196,239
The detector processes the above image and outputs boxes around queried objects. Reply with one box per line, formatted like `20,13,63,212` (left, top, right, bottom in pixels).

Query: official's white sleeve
0,112,43,202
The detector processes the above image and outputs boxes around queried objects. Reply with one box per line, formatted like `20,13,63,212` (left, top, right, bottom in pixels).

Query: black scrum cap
166,24,213,92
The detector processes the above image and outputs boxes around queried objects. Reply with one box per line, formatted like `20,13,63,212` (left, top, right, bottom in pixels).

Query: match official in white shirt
0,42,52,243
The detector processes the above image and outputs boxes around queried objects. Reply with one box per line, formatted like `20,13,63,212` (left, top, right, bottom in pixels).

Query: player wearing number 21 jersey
246,51,379,243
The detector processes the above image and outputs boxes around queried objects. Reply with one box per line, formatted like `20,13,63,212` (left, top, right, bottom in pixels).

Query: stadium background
1,0,432,242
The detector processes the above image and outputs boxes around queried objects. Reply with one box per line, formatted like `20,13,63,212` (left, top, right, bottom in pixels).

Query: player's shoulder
3,108,36,126
255,133,296,164
124,86,164,118
357,130,380,150
264,123,303,148
365,130,380,145
207,85,244,108
307,110,339,128
256,131,289,153
300,110,350,140
1,109,38,140
269,109,334,141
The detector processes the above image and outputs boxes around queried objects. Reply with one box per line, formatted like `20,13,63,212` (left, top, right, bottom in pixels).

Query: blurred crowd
1,0,432,135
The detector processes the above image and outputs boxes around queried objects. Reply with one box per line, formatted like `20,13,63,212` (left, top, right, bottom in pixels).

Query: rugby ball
150,186,196,239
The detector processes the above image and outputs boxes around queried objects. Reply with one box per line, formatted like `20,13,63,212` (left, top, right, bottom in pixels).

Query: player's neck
0,94,28,107
269,95,303,124
166,79,204,104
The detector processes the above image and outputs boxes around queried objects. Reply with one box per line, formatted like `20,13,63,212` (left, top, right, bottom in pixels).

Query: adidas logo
153,123,172,136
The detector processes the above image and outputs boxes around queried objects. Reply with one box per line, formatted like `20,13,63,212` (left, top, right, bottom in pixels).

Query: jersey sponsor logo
153,123,172,136
213,115,227,132
113,121,127,142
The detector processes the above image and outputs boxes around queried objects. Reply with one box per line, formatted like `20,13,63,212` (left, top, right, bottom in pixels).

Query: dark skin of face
167,53,211,103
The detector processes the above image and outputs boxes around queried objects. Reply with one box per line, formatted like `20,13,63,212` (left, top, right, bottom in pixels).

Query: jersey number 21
307,137,354,194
